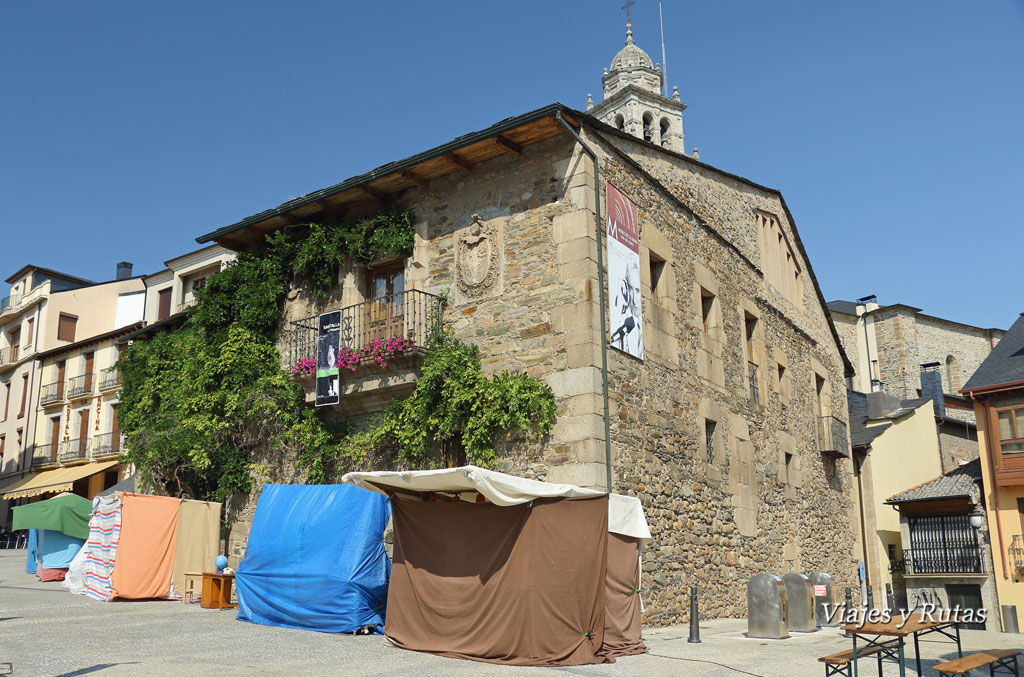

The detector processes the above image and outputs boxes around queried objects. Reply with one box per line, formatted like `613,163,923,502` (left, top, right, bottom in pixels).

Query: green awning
12,493,92,540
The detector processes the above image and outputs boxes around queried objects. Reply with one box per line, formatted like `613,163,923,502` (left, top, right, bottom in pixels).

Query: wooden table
841,616,962,677
200,572,236,610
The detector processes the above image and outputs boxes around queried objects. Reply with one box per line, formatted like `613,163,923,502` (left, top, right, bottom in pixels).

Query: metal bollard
866,585,874,611
688,586,701,643
885,583,894,611
844,587,854,637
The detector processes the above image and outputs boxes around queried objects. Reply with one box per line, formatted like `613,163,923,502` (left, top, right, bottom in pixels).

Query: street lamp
969,508,985,530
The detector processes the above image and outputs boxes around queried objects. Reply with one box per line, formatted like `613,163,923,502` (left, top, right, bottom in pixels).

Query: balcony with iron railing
66,374,94,399
57,438,91,464
286,289,444,412
176,298,198,314
0,294,15,314
92,432,122,459
28,445,56,469
99,369,122,392
902,547,985,575
1011,535,1024,572
817,415,850,458
39,381,65,406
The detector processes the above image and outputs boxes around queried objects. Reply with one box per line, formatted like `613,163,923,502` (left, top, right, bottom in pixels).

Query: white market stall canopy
342,465,651,544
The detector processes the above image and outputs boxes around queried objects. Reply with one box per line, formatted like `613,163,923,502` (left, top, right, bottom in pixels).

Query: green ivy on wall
117,207,556,500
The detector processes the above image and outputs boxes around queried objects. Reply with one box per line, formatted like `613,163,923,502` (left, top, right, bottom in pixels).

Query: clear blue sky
3,1,1022,329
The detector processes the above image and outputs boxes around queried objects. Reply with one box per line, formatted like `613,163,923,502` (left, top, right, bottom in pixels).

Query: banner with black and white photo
315,310,341,407
607,182,644,360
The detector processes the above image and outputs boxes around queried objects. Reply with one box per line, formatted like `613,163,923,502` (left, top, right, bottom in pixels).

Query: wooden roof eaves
196,103,576,247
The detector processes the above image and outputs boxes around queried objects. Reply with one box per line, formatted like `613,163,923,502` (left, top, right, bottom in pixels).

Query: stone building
829,298,1004,469
197,30,856,622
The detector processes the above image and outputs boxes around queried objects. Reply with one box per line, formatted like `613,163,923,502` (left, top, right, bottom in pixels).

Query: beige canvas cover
602,533,646,657
171,499,221,595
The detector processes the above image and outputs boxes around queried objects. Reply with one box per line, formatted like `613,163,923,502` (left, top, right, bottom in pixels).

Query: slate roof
827,300,862,316
849,407,891,448
962,314,1024,392
885,459,982,504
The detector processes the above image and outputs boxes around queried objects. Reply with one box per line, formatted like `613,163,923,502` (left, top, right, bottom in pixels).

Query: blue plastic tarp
236,483,391,633
37,529,85,569
26,529,37,574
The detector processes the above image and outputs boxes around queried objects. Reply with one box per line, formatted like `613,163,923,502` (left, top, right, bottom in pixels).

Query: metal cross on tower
621,0,636,22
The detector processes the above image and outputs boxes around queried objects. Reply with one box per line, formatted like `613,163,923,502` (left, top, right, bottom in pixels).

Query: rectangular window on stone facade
704,418,716,463
756,212,803,306
700,289,715,333
784,452,793,486
649,254,665,304
777,363,789,403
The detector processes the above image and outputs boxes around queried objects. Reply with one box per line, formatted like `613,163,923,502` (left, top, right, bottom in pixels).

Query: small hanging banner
315,310,341,407
607,181,644,360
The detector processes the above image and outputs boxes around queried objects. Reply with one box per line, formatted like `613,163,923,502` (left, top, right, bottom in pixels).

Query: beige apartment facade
0,264,144,525
142,245,235,327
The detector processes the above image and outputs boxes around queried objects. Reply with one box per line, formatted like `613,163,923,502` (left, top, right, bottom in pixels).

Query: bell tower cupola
588,23,686,153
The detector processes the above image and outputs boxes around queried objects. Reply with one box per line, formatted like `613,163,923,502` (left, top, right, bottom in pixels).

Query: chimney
920,362,945,417
116,262,133,280
867,390,901,419
856,294,879,316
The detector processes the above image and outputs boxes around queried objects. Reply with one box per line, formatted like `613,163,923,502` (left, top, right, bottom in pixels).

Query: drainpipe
555,111,613,494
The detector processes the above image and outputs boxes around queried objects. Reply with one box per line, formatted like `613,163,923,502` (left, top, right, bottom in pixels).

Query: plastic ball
215,555,228,571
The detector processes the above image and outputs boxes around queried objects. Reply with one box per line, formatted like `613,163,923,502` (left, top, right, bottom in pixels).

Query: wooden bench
934,649,1020,676
819,644,888,677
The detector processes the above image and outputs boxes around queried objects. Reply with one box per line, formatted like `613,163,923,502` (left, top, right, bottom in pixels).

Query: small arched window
615,114,625,132
945,355,960,392
660,118,670,145
642,113,654,142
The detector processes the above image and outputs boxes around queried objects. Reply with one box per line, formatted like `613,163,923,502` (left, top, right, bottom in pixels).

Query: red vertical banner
606,183,643,360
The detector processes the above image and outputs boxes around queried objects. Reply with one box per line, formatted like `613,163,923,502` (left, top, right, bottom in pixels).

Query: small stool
182,572,203,604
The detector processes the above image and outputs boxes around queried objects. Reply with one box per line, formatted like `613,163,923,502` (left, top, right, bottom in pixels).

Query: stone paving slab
1,551,1021,676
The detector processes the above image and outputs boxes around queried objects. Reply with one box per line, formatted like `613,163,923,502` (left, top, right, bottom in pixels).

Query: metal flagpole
659,0,668,96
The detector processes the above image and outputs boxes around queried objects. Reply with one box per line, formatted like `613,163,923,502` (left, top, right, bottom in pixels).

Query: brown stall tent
343,466,650,666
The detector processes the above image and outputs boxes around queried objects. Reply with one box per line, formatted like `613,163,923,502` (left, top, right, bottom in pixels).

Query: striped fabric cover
82,494,122,601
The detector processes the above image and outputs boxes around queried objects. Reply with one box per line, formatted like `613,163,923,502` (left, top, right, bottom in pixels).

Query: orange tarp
111,494,180,599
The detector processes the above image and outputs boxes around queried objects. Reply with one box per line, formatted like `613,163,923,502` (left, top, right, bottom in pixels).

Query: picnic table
841,616,962,677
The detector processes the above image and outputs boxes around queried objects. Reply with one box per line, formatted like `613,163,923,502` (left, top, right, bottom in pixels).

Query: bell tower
588,23,686,153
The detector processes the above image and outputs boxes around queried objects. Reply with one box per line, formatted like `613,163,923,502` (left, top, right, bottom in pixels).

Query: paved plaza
1,551,1022,676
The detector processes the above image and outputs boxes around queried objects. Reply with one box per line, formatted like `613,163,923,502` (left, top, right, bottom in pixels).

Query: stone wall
241,126,858,622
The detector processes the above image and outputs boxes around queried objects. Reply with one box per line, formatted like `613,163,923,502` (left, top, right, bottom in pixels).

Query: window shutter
57,313,77,342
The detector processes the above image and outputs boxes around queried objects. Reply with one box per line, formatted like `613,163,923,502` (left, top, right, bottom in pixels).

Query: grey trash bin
748,574,789,639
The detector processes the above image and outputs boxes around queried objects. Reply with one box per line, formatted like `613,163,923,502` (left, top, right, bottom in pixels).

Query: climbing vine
118,206,554,499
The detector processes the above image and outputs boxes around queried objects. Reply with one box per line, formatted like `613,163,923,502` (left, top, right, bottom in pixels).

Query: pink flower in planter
290,357,316,377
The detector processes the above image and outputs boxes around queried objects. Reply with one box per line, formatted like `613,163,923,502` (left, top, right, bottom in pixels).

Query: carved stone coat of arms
455,214,503,301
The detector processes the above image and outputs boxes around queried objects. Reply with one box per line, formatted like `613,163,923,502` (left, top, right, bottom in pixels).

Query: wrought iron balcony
92,432,122,457
28,445,52,468
99,369,122,392
748,362,760,406
902,547,985,575
58,438,91,463
287,289,444,366
1011,535,1024,572
66,374,94,399
0,294,16,314
39,381,65,405
817,415,850,458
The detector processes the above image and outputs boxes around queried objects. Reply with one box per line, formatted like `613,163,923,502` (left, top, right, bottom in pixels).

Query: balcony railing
0,294,16,314
28,445,51,468
902,547,985,575
817,415,850,457
0,346,14,367
39,381,65,405
748,362,760,406
66,374,94,399
58,438,91,463
92,432,122,457
176,298,197,313
287,289,444,366
99,369,122,392
1011,535,1024,572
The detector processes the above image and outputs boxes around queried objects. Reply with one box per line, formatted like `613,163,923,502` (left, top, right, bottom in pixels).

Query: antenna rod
659,0,668,96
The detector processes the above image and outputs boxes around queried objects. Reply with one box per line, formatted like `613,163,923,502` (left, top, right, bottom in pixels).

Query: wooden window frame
995,403,1024,454
2,382,9,421
57,312,78,342
24,317,34,348
17,373,28,418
